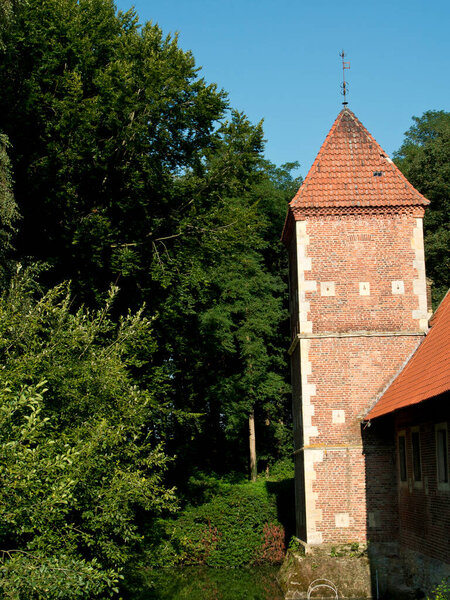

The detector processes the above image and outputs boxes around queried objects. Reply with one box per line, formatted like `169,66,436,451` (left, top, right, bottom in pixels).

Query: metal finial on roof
339,50,350,106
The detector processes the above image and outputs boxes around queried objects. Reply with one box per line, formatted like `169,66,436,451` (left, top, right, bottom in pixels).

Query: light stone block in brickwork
419,318,428,330
308,532,323,545
413,278,426,297
303,404,315,419
304,447,324,544
332,409,345,424
335,513,350,528
320,281,335,296
304,383,316,397
299,321,313,334
412,309,428,320
359,282,370,296
303,257,312,271
392,280,404,294
305,425,318,438
300,280,317,292
412,218,428,331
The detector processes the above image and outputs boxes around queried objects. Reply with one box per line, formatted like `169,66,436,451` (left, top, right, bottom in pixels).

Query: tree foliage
149,112,300,477
394,110,450,305
0,133,20,286
0,0,301,592
143,472,293,569
0,0,227,304
0,0,299,482
0,277,177,598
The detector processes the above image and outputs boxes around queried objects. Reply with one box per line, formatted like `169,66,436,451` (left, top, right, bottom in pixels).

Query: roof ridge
429,288,450,326
365,287,450,420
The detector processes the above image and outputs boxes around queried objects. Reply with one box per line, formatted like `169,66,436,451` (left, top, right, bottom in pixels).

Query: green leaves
0,4,300,590
145,478,287,568
1,552,121,599
0,0,228,303
394,111,450,306
0,277,177,598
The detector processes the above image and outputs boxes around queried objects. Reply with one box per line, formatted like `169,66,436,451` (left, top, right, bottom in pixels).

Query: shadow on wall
363,394,450,598
362,414,402,598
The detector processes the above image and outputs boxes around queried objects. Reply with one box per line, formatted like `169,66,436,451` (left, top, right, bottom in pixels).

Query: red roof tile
291,109,429,209
366,290,450,420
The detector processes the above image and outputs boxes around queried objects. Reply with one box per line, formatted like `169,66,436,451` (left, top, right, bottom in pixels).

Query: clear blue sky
115,0,450,177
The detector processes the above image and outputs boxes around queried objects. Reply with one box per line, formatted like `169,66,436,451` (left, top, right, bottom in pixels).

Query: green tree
150,113,300,481
0,0,227,306
0,133,20,287
394,110,450,305
0,277,177,598
0,0,298,484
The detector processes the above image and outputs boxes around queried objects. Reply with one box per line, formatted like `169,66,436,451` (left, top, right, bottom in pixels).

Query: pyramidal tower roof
290,108,429,210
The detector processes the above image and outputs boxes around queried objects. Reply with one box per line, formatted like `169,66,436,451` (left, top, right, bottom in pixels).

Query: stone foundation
278,542,372,599
279,541,450,600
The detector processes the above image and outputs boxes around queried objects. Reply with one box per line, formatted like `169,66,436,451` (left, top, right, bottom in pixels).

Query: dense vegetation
0,0,448,597
394,110,450,306
142,461,294,570
0,0,298,597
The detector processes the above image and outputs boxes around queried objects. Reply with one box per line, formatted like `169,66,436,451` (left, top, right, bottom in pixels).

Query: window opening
437,427,448,484
412,431,422,482
398,435,407,482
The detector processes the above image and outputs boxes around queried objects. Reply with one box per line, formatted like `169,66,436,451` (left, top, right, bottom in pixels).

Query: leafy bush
0,277,177,598
268,457,294,480
144,476,289,568
428,579,450,600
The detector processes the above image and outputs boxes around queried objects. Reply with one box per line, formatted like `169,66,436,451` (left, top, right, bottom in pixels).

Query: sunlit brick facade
281,108,449,598
282,108,429,546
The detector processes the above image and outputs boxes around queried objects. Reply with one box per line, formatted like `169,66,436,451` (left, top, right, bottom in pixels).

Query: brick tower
282,108,429,549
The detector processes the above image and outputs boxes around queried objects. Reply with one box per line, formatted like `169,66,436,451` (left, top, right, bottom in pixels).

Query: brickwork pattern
363,419,399,543
286,108,431,550
305,337,419,544
367,290,450,419
395,397,450,564
302,214,428,334
288,211,428,546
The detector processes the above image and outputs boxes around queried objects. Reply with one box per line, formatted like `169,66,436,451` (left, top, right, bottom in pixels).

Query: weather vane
339,50,350,106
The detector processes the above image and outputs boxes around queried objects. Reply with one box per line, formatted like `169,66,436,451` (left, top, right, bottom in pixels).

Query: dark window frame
411,429,422,484
436,423,449,491
398,432,407,483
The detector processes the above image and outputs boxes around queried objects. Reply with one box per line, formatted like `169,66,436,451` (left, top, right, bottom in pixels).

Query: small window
373,171,384,177
412,430,422,482
436,424,449,488
398,434,407,482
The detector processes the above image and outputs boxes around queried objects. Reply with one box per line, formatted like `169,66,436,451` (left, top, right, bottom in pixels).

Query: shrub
0,280,177,598
144,477,287,568
428,579,450,600
255,523,286,563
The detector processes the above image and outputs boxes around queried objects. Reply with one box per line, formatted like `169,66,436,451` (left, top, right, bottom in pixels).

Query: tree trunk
249,408,257,482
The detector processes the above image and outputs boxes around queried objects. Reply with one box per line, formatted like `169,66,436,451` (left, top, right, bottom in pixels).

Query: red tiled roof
366,290,450,420
290,108,429,209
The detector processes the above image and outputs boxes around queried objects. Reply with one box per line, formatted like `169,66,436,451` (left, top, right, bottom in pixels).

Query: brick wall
307,337,419,544
302,213,428,333
289,210,428,546
394,394,450,563
363,415,399,544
